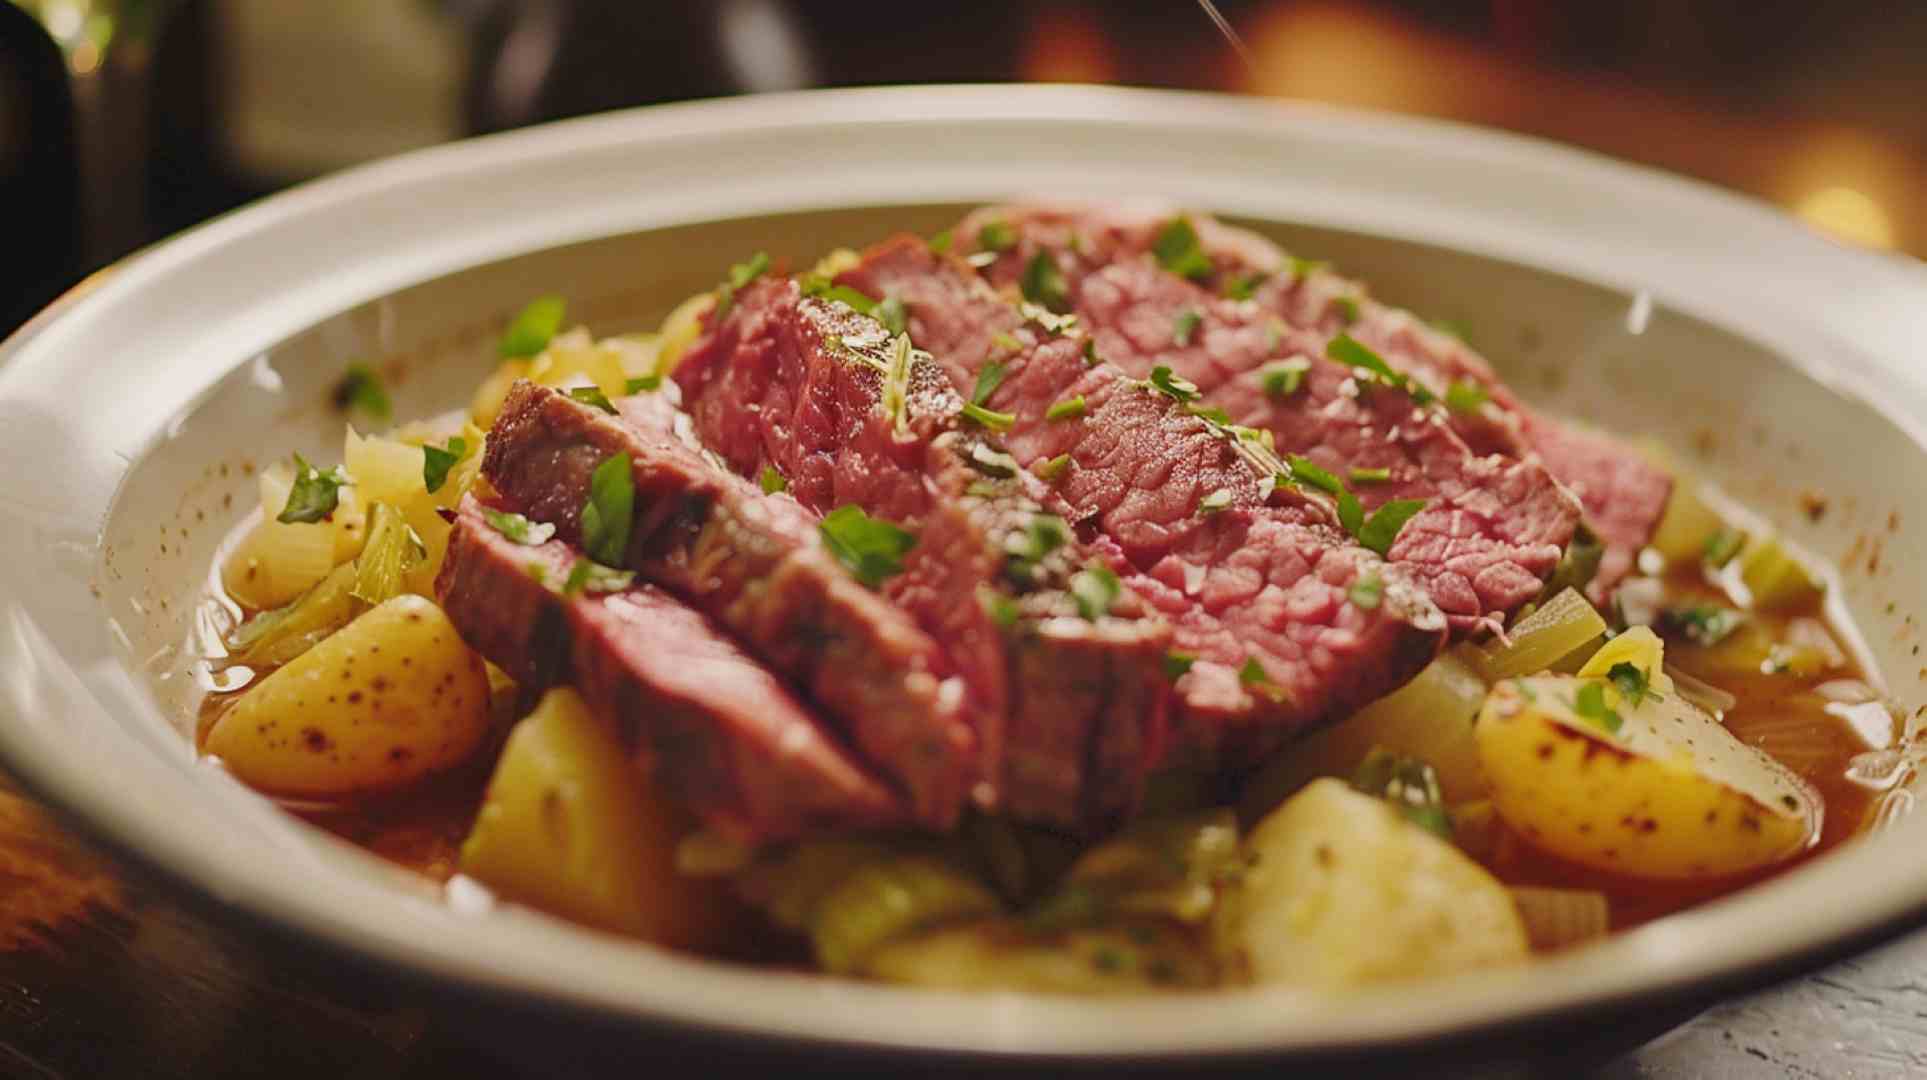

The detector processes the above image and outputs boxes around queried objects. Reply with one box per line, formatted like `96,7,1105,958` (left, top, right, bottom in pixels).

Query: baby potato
1216,779,1528,988
459,688,735,947
1476,675,1819,879
207,595,490,797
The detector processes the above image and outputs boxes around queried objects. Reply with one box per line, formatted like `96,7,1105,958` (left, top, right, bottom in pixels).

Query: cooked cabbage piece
1215,779,1528,987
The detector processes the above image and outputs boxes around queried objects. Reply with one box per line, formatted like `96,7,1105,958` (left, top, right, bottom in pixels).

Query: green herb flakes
1070,563,1121,621
1332,297,1361,326
713,251,770,319
1144,365,1200,404
481,507,555,547
1703,527,1747,568
1662,604,1744,647
875,295,909,336
1020,253,1071,314
564,558,635,596
1224,271,1268,301
967,442,1020,478
579,453,636,566
1444,381,1489,413
1573,681,1624,735
277,454,353,524
567,385,618,414
971,361,1008,406
1045,395,1087,422
1348,466,1392,485
1081,338,1101,366
980,586,1021,629
1162,651,1196,681
1326,333,1434,404
1152,216,1214,281
1349,573,1384,610
625,373,663,394
1356,498,1427,557
422,436,466,495
820,505,917,589
759,465,788,494
1238,657,1270,686
977,220,1017,253
1606,661,1661,708
1035,453,1073,483
1287,255,1327,279
929,229,954,254
499,295,567,358
1172,308,1202,347
799,277,879,314
333,363,391,424
1261,358,1310,399
960,401,1016,432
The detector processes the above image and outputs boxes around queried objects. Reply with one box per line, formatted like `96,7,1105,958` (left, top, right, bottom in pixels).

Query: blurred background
4,0,1924,335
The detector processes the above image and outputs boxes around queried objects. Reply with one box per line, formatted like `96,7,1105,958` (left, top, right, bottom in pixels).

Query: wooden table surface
0,775,1920,1079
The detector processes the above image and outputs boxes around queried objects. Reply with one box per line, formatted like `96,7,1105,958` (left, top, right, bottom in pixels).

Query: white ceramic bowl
4,86,1927,1063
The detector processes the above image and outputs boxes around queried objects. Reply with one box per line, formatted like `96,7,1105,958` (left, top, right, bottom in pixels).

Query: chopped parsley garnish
1287,255,1327,279
1189,405,1232,425
499,295,566,358
421,436,466,495
1035,453,1073,483
967,442,1020,478
1444,381,1489,413
578,453,635,566
1172,308,1202,347
1198,488,1233,515
1224,271,1268,301
1573,681,1624,735
1238,657,1270,685
1326,333,1435,404
990,332,1023,354
928,229,953,254
1069,563,1120,620
1046,395,1087,421
481,507,555,547
819,505,916,589
563,558,635,596
977,220,1017,253
1081,338,1101,366
1662,604,1744,646
625,373,663,394
798,276,879,314
1284,455,1364,535
1349,572,1384,609
1152,216,1214,281
712,251,770,319
1333,297,1361,326
1261,358,1310,399
332,363,391,424
1162,651,1196,681
1349,466,1391,485
1020,253,1070,314
759,465,787,494
960,401,1016,432
1017,514,1069,560
980,587,1021,629
1144,365,1200,404
1606,661,1661,708
567,385,617,414
1356,499,1427,557
971,361,1008,406
875,295,909,336
1703,527,1747,568
277,454,353,524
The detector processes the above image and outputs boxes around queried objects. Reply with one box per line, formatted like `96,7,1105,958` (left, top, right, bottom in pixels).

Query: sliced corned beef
436,497,900,840
837,249,1446,762
950,203,1669,598
670,276,1171,827
481,379,974,827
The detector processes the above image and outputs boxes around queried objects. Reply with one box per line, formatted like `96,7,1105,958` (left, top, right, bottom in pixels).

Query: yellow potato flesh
206,595,490,798
1216,779,1527,988
1476,676,1819,879
459,688,733,947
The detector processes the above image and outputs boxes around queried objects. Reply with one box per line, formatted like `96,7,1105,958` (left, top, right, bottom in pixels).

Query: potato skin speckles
206,595,490,797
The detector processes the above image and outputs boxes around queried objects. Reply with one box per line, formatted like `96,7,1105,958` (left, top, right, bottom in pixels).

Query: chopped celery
349,501,426,606
864,920,1215,992
810,856,1002,973
226,562,360,668
1739,534,1824,612
1538,524,1603,601
1464,587,1609,682
1028,810,1240,929
1239,650,1490,813
1646,475,1727,564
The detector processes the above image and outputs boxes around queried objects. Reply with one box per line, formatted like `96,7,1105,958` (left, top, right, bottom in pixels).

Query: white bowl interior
4,88,1927,1057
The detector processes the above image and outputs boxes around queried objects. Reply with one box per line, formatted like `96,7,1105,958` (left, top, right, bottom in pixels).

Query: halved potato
459,688,734,946
207,595,491,797
1476,674,1819,878
1216,779,1528,988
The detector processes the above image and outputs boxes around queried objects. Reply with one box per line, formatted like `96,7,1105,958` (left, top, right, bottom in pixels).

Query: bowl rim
4,84,1927,1059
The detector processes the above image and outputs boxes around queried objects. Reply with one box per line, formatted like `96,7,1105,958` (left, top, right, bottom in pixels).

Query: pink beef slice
837,244,1446,765
480,379,973,828
670,276,1172,828
949,202,1669,600
436,498,900,841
